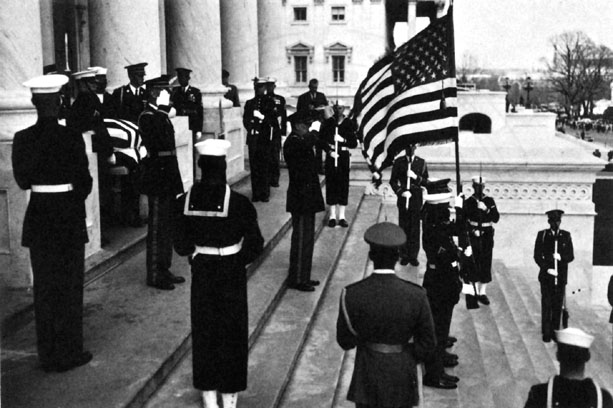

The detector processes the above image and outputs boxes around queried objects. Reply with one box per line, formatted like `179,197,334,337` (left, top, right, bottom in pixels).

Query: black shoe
409,259,420,266
400,257,410,266
444,351,458,360
338,219,349,228
270,182,280,188
55,351,93,373
148,280,175,290
447,336,458,344
328,219,337,228
164,272,185,284
542,334,552,343
443,359,459,368
446,339,455,349
441,373,460,383
478,295,490,305
423,377,458,389
288,283,315,292
308,280,320,286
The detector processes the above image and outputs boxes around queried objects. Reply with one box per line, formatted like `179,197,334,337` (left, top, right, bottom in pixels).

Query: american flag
352,7,458,172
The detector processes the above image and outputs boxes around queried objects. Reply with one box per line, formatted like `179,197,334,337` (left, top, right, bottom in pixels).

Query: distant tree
459,51,479,83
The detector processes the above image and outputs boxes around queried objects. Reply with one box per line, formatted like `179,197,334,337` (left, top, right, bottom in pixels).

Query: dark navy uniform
243,93,278,201
524,376,613,408
321,115,358,206
283,123,325,289
463,193,499,283
534,227,574,341
170,85,203,134
390,154,429,263
111,84,148,123
268,91,287,187
138,103,184,288
12,116,92,369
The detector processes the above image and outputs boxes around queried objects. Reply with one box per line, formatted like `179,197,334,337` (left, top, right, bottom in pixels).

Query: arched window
459,113,492,134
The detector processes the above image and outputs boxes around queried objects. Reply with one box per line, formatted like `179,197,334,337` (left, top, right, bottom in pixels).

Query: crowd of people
11,68,613,408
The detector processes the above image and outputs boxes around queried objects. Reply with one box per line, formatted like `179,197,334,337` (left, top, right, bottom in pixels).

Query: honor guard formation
10,69,613,408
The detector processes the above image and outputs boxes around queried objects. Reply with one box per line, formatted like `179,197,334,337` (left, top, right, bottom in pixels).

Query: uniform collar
372,269,396,275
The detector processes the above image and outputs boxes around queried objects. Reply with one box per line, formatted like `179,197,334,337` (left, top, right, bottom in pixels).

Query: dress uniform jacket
174,182,264,392
321,116,358,206
268,92,287,186
137,104,184,197
111,84,147,123
463,193,500,283
524,376,613,408
170,85,203,133
68,90,114,157
390,156,429,261
296,91,328,113
337,273,436,407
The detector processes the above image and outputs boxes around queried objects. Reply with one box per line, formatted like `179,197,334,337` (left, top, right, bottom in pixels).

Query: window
332,56,345,83
295,56,308,83
294,7,307,21
331,6,345,21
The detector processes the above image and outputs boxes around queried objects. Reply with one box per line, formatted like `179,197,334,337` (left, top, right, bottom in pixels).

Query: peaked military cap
125,62,148,74
424,178,452,204
23,74,69,94
471,176,487,184
546,209,564,220
72,69,97,80
288,110,318,125
88,66,108,76
175,67,192,74
145,76,170,89
364,222,407,248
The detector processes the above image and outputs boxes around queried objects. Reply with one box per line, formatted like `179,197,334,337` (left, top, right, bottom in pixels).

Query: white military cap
23,74,68,94
472,176,487,184
195,139,231,156
555,327,594,349
334,99,346,107
252,76,268,85
265,76,277,83
88,66,108,75
72,69,97,80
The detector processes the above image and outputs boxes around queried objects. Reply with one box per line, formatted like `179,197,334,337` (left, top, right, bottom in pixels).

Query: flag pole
447,0,461,194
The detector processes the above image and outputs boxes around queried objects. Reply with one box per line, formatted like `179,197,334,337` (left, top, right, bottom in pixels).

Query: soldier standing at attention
174,139,264,408
170,67,203,140
389,144,429,266
111,62,148,123
265,77,287,188
138,76,185,290
534,209,574,342
337,222,436,408
462,176,500,305
524,327,613,407
283,110,326,292
243,77,278,202
296,78,328,174
222,69,240,108
12,74,93,372
320,100,357,228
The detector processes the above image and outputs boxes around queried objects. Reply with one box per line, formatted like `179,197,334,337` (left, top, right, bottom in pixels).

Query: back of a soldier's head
555,328,593,371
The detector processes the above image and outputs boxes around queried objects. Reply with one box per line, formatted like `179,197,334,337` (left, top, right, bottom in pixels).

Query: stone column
88,0,163,89
39,0,55,70
220,0,259,97
0,0,44,288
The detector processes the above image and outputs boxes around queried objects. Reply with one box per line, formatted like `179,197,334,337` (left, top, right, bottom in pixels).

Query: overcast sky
452,0,613,72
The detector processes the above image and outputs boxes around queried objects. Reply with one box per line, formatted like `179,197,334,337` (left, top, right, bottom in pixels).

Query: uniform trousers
269,135,281,186
30,244,85,366
146,194,174,285
288,213,316,285
325,153,350,205
398,203,421,261
248,141,271,201
471,228,494,283
540,278,565,339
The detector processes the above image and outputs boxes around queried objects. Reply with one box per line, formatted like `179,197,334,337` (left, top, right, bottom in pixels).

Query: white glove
330,152,339,159
547,268,558,277
196,131,202,138
156,89,170,106
253,110,265,120
464,246,473,257
553,253,561,261
334,133,344,143
401,191,412,199
477,201,488,211
454,194,464,208
409,170,417,180
473,230,481,237
168,107,177,118
107,153,116,165
309,121,321,132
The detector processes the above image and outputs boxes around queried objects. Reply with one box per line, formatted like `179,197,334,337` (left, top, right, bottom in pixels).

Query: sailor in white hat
174,138,264,408
524,327,613,407
12,74,94,372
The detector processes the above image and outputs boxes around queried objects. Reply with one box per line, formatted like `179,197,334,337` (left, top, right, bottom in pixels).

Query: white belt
193,239,243,257
329,145,349,151
469,221,493,227
31,183,73,193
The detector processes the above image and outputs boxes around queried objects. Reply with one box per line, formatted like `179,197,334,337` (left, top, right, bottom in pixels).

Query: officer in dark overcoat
524,327,613,407
296,78,328,174
389,144,429,266
12,74,93,372
534,209,574,342
174,139,264,408
283,110,327,291
421,179,464,389
111,62,148,123
243,77,278,202
321,100,357,228
170,67,203,138
337,222,436,408
138,76,185,290
265,77,287,188
462,176,500,305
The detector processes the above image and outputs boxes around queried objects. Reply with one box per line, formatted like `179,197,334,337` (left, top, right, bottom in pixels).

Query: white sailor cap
88,66,108,76
265,76,277,84
555,327,594,349
23,74,69,94
195,139,231,156
72,69,97,80
472,176,487,184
